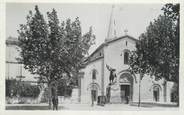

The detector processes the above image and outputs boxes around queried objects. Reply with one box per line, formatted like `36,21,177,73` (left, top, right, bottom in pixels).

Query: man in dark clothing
51,83,58,110
52,95,58,110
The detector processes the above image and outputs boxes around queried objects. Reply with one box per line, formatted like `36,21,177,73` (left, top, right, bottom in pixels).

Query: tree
17,6,95,108
162,4,179,21
129,38,147,107
162,3,179,83
129,11,179,105
162,3,179,105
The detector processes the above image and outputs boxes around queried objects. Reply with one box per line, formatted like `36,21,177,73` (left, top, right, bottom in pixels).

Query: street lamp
91,79,94,107
78,72,84,103
138,40,143,107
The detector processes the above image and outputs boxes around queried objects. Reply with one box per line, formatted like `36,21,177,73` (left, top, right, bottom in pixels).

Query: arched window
124,52,129,64
92,69,97,80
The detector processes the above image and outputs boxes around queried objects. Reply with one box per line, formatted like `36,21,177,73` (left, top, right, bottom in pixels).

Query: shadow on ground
6,105,66,110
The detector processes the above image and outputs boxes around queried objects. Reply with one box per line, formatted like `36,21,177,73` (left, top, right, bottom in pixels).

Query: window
92,69,97,80
124,52,129,64
126,41,128,46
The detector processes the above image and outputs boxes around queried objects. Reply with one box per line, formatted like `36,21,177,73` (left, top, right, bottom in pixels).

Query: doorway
120,85,130,104
91,90,97,102
153,86,160,102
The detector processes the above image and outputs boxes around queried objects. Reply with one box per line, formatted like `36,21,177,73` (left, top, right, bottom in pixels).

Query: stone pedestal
110,83,121,103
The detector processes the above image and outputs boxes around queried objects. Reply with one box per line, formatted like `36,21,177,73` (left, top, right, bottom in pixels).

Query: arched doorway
119,73,134,104
87,83,100,104
152,85,161,102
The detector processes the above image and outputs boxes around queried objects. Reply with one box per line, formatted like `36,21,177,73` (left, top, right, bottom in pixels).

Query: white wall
6,45,39,81
103,37,136,94
80,36,176,104
132,74,168,103
166,81,175,103
80,59,103,104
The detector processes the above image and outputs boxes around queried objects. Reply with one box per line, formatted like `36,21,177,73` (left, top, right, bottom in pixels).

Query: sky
6,3,164,54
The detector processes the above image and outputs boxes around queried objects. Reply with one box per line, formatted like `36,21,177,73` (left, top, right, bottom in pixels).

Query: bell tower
105,5,117,42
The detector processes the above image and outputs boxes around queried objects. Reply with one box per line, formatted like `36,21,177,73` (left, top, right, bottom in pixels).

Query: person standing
51,82,58,110
52,95,58,110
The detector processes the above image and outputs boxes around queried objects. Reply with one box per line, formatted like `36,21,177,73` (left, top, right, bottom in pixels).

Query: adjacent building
6,37,38,82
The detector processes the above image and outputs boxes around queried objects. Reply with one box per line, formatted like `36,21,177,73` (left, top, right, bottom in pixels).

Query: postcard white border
0,0,184,115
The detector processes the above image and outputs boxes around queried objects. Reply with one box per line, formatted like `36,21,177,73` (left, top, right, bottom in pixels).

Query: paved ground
6,103,178,110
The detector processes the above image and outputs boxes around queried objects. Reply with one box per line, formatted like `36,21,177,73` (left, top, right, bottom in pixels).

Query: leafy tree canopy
129,4,179,83
17,5,95,84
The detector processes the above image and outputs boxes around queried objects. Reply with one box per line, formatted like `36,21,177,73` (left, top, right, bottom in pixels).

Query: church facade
79,35,177,105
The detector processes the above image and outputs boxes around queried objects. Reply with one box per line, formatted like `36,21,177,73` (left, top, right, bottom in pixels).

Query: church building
79,33,177,105
78,6,177,105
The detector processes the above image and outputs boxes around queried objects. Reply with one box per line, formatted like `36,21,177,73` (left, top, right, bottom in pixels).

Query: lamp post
138,39,143,107
91,78,94,107
78,72,84,102
138,71,143,107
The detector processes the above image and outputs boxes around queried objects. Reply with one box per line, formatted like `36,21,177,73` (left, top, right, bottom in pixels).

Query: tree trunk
138,73,143,107
48,83,52,109
138,77,141,107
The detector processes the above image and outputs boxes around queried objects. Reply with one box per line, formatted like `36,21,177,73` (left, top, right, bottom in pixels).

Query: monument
106,65,121,103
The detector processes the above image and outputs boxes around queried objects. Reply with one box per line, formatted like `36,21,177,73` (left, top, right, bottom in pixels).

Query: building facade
6,37,39,82
79,35,177,105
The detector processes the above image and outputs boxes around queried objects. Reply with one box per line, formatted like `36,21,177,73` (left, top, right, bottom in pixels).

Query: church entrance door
91,90,98,102
153,86,160,102
120,85,130,104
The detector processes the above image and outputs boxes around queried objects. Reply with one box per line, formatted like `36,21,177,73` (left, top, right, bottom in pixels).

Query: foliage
129,4,179,83
162,3,179,83
57,85,73,97
6,79,17,97
6,79,40,98
20,84,40,98
162,3,179,21
17,6,95,85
